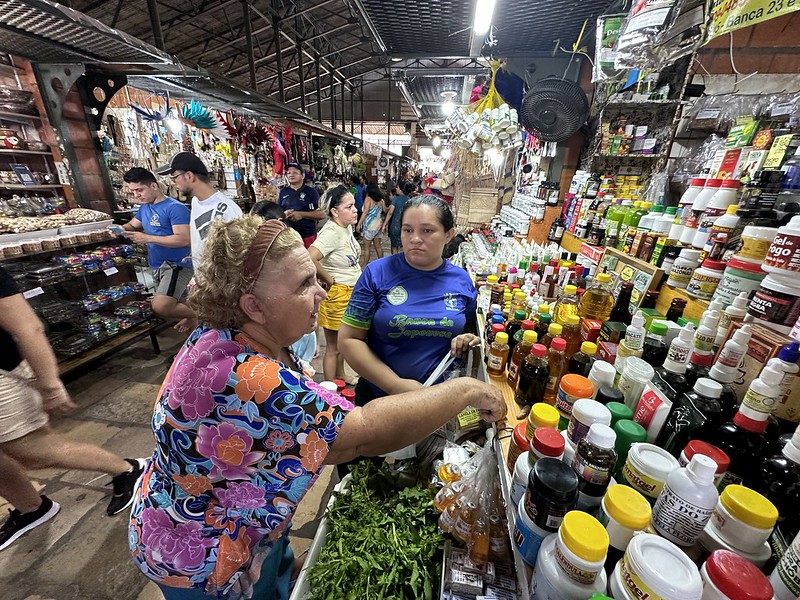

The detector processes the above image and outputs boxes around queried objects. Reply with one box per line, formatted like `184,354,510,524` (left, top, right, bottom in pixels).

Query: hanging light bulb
440,90,458,116
432,136,442,148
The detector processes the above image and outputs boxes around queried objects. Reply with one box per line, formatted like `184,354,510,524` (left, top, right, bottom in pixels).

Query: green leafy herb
307,462,444,600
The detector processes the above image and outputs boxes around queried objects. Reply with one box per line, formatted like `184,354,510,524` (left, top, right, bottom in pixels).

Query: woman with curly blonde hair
128,215,505,600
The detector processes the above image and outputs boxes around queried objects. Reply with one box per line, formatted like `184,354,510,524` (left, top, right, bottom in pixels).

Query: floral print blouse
128,327,353,596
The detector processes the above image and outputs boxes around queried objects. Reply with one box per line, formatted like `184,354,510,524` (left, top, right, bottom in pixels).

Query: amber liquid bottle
487,332,510,376
543,338,567,405
468,515,490,565
515,344,550,408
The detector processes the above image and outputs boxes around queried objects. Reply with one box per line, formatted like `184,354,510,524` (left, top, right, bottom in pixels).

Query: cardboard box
639,309,665,330
597,341,618,365
600,321,627,344
581,318,602,342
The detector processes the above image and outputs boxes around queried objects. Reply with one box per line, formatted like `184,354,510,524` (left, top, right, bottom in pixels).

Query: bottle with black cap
595,386,625,406
656,378,725,457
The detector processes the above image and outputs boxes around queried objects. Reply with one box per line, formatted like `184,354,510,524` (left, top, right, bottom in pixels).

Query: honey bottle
468,515,490,565
488,514,508,561
452,500,478,543
438,493,466,534
434,480,464,513
487,332,510,376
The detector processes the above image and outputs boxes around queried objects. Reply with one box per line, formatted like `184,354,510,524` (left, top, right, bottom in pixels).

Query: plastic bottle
740,366,783,415
618,357,656,410
667,248,702,289
657,378,725,456
693,311,721,356
600,484,652,575
715,325,752,369
706,364,740,421
566,341,596,378
561,314,583,359
617,201,644,251
507,265,519,286
686,350,715,389
487,332,510,376
542,323,564,348
535,312,553,342
606,200,632,248
509,329,538,387
543,338,567,405
553,284,580,325
771,531,800,600
487,322,504,346
573,423,617,499
641,321,669,368
679,177,707,211
653,323,695,401
749,425,800,537
531,511,609,600
515,344,550,409
609,282,634,325
588,363,617,400
768,342,800,410
505,309,527,353
701,205,740,261
513,318,536,346
613,420,648,481
714,293,749,346
578,272,614,321
652,454,720,546
701,550,774,600
616,311,647,376
567,399,612,447
708,404,771,490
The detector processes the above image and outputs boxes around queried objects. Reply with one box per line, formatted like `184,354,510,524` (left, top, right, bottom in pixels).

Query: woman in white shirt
309,185,362,381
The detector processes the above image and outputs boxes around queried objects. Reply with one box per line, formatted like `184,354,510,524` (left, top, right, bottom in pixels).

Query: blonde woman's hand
451,333,482,358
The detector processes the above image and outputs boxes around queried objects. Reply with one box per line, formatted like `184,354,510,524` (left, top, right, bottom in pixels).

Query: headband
243,219,288,293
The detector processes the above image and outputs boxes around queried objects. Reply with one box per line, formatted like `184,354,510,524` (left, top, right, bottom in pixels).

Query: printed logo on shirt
195,202,230,240
149,213,162,228
443,293,460,312
386,286,408,306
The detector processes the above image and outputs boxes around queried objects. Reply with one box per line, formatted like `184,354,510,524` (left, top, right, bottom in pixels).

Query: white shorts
0,361,49,443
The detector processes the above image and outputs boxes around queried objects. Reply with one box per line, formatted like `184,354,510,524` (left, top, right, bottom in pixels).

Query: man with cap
278,162,324,248
156,152,242,267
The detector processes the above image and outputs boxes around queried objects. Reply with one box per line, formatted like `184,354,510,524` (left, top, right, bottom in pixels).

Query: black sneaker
0,495,60,551
106,458,146,517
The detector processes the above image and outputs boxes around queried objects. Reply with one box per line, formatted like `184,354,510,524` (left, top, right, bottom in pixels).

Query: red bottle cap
531,343,548,357
705,550,773,600
332,379,346,392
701,259,726,271
341,389,356,400
690,178,707,187
522,319,536,330
513,422,530,452
705,178,723,188
690,352,714,367
683,440,730,474
492,323,505,334
532,426,565,457
733,410,769,434
510,284,520,291
721,179,741,189
550,338,567,352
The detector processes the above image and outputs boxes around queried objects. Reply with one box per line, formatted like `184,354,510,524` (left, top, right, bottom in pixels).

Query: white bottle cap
687,454,718,485
693,377,723,398
701,310,720,328
632,311,645,329
784,428,800,464
708,299,724,315
731,325,752,345
708,364,736,384
678,322,695,343
587,422,616,449
759,366,784,386
730,292,749,310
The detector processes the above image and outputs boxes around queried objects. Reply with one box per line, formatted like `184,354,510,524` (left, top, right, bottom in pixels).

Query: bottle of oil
543,338,567,405
487,332,510,376
541,322,563,348
578,272,614,321
515,343,550,408
553,284,580,324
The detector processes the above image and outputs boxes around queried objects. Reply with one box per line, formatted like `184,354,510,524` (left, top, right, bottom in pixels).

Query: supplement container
687,260,726,300
566,399,612,446
739,226,778,261
525,457,580,532
633,386,672,443
607,401,634,427
600,484,651,574
614,419,647,479
680,440,730,487
561,430,577,466
587,361,617,398
555,374,595,428
512,450,533,505
609,533,703,600
764,216,800,274
529,426,565,465
668,248,702,289
506,422,529,472
770,531,800,600
525,402,561,439
622,442,680,502
711,256,766,306
747,272,800,335
618,357,656,410
596,386,625,406
698,485,778,567
700,550,773,600
515,496,550,566
531,511,609,600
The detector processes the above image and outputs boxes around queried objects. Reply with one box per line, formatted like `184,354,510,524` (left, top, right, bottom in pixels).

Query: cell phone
107,225,126,235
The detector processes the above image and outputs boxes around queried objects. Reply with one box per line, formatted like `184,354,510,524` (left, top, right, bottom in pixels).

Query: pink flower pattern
196,422,264,481
214,481,267,509
140,507,216,572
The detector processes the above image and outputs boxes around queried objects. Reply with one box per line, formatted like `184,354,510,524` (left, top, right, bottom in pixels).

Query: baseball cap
156,152,209,176
285,162,303,173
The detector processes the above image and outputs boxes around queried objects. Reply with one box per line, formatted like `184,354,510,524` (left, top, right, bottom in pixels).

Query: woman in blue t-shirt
340,194,479,408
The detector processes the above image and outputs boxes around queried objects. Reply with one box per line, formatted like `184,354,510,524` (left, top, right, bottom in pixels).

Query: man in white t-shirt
156,152,242,268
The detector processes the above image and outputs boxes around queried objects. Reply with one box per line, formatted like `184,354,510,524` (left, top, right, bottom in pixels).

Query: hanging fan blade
520,77,589,142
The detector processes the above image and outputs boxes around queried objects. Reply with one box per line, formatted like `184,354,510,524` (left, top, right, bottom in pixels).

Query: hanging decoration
180,100,229,139
129,91,171,122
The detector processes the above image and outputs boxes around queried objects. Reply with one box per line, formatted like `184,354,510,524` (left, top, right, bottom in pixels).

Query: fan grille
520,78,589,142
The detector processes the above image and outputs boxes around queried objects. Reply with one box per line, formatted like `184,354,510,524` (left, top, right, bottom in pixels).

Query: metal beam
254,41,363,86
146,0,165,51
340,79,346,131
273,17,284,102
394,67,488,77
242,0,257,90
296,27,306,113
274,55,377,99
330,75,336,129
350,84,355,134
164,0,240,32
315,54,322,122
282,0,338,20
360,78,364,139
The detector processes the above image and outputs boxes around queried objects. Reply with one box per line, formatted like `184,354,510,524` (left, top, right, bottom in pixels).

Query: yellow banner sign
707,0,800,40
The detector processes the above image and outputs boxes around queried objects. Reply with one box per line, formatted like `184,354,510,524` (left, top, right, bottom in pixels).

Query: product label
555,388,577,420
667,264,694,287
694,332,716,353
666,343,690,365
777,537,800,597
765,233,800,272
490,535,507,555
572,453,612,486
566,419,591,446
619,554,663,600
507,360,521,383
487,353,505,370
454,517,473,541
717,347,745,368
652,482,714,545
525,487,567,530
686,271,721,299
626,331,645,351
715,271,763,306
718,470,743,491
622,459,662,499
742,387,779,412
740,237,772,260
555,543,598,585
634,387,666,429
749,289,800,327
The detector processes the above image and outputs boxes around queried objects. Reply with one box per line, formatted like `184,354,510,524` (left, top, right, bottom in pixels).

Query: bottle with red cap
701,549,774,600
529,426,566,465
706,404,771,491
680,440,730,487
543,338,567,405
487,322,505,346
685,350,716,389
515,343,550,409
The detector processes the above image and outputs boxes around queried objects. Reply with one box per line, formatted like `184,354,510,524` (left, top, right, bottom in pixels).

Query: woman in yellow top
308,185,362,381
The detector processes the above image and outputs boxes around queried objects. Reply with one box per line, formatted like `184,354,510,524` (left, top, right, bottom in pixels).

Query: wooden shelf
0,148,51,156
596,153,667,159
560,231,584,254
58,320,157,375
0,111,42,123
0,184,64,191
655,284,710,323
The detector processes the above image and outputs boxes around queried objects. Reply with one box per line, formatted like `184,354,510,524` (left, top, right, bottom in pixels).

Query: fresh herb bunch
308,462,445,600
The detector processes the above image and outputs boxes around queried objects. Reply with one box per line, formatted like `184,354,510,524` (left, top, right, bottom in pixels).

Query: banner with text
707,0,800,40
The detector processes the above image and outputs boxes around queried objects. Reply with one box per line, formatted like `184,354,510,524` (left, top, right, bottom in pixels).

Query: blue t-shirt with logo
135,197,191,269
278,184,320,238
342,253,477,396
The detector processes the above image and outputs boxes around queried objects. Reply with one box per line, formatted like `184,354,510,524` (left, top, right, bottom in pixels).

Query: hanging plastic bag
593,14,627,83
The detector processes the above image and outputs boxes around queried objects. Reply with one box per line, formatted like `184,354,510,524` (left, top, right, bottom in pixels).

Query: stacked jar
746,272,800,335
667,248,702,289
687,259,726,300
710,256,766,307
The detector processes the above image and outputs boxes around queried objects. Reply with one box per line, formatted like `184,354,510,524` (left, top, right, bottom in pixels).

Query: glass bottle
568,341,597,377
515,343,549,408
609,281,634,325
434,480,464,513
652,324,694,401
487,332,510,376
553,284,580,325
578,272,614,321
468,515,490,565
508,329,538,387
505,310,526,353
543,338,567,405
541,322,563,348
641,321,669,368
666,298,688,322
656,378,725,457
438,492,466,534
640,289,659,310
452,500,478,543
488,514,508,561
561,314,583,360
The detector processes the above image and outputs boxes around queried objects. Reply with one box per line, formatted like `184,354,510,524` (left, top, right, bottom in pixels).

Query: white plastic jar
566,399,612,446
621,442,680,502
746,272,800,335
711,256,766,306
687,259,726,300
667,248,702,289
764,215,800,274
609,533,703,600
512,451,533,506
739,226,778,262
618,357,655,410
701,549,773,600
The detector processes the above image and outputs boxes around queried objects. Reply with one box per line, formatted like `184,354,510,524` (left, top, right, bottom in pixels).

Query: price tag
23,287,44,299
103,267,119,276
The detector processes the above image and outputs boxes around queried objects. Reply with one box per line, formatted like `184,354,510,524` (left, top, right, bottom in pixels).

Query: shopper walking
356,184,387,267
384,182,411,255
128,215,504,599
117,167,196,332
308,185,361,382
278,162,324,248
0,266,145,550
156,152,242,267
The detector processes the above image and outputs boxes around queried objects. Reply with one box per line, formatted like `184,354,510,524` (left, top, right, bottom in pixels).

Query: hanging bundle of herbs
307,462,444,600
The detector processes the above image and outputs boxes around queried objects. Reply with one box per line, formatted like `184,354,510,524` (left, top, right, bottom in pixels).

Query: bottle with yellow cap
562,314,583,360
526,402,561,439
698,484,778,567
567,341,597,377
487,332,510,376
509,329,538,387
532,510,609,600
599,485,652,575
553,284,580,325
541,322,564,348
510,290,528,318
487,274,502,306
578,273,614,321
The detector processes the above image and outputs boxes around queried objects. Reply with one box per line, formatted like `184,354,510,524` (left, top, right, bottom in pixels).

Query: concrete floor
0,326,340,600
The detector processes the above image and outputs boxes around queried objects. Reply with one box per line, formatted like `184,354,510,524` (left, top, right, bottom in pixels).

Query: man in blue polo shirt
119,167,195,332
278,162,324,247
